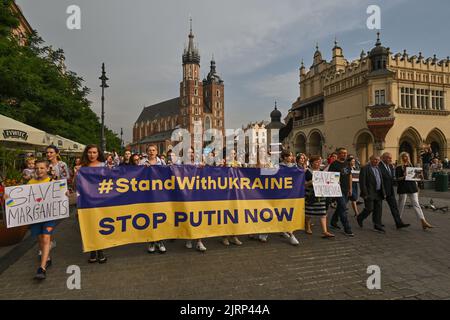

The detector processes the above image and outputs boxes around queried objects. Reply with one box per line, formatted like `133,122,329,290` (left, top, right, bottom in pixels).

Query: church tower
180,18,203,134
203,55,224,136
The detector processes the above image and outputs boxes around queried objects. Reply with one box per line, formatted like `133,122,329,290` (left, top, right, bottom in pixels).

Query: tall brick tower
179,18,203,136
203,55,225,137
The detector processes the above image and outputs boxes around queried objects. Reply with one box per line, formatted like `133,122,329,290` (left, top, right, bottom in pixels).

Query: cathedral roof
139,129,177,144
136,97,179,123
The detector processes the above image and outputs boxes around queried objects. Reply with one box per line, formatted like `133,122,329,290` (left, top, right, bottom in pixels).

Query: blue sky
16,0,450,143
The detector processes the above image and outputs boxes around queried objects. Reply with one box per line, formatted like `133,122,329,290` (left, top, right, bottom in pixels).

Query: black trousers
359,190,383,227
383,194,403,227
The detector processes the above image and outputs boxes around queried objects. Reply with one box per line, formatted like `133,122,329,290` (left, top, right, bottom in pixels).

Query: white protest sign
405,167,423,181
313,171,342,197
4,179,70,228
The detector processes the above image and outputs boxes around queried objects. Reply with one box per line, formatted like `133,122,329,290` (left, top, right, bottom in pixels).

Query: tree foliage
0,0,121,151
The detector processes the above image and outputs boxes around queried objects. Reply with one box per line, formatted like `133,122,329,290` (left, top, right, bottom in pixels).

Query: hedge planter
0,221,28,247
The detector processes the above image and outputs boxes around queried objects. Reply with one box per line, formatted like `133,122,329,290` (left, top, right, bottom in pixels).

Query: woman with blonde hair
304,155,335,238
396,152,433,230
296,153,308,170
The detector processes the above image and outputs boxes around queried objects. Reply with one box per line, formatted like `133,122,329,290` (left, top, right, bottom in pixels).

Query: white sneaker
157,241,166,253
289,234,300,246
196,241,207,252
259,234,268,242
147,242,156,253
185,240,193,249
281,232,291,239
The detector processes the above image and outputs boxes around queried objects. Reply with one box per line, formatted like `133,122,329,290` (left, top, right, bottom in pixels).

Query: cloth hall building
284,33,450,164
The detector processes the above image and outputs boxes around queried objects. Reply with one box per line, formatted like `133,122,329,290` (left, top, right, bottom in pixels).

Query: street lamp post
99,63,109,152
120,127,124,151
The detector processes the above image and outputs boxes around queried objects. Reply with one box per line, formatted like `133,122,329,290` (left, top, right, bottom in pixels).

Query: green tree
0,0,121,151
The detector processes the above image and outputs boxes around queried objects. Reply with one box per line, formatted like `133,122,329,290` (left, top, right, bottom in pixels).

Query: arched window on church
205,116,212,131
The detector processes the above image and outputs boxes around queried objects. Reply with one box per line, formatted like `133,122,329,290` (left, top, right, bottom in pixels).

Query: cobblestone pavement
0,192,449,300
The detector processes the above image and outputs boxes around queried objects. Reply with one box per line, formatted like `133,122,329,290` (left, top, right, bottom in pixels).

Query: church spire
375,31,381,47
182,17,200,65
204,53,223,84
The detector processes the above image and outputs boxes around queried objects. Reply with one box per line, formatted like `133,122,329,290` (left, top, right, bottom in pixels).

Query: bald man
357,155,385,233
378,152,410,229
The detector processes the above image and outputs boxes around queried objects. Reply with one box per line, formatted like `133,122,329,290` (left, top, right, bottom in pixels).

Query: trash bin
435,172,449,192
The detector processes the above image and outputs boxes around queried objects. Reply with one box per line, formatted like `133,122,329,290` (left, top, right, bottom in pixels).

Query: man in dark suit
357,155,386,233
379,152,410,229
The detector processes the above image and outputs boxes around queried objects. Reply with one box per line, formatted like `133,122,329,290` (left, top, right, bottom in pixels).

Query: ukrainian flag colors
76,166,305,252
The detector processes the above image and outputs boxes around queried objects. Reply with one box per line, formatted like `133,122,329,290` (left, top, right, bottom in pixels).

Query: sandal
229,237,242,246
305,230,313,235
322,232,335,239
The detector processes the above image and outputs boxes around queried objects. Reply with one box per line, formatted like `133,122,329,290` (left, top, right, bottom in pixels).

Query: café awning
0,114,47,146
44,134,86,153
1,115,86,153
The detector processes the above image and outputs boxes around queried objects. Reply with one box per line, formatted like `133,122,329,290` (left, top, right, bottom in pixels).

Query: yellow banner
78,198,304,252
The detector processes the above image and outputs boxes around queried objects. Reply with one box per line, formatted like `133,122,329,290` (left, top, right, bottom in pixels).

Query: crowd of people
5,143,442,281
419,144,449,179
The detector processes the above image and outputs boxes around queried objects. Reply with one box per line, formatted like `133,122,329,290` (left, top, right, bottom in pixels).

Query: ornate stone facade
284,34,450,164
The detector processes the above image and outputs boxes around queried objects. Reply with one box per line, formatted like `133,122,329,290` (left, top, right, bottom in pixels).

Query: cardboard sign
405,167,423,181
4,179,70,228
312,171,342,197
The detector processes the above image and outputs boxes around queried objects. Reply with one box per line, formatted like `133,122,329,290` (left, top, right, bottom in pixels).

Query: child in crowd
22,157,36,183
25,160,64,280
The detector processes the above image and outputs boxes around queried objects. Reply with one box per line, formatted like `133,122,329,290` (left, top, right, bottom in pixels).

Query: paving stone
0,194,450,299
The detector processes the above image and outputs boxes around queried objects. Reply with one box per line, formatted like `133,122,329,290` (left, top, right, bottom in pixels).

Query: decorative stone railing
293,114,324,128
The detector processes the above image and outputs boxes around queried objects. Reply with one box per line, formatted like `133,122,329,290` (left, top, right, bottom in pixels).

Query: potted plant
0,146,29,247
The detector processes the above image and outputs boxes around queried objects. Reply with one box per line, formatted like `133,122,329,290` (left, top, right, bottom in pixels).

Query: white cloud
246,70,299,103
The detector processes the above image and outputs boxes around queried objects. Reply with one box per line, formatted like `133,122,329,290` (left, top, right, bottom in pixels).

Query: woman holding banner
396,152,433,231
183,147,208,252
79,144,108,263
304,155,335,238
221,150,243,246
252,150,300,245
140,144,167,254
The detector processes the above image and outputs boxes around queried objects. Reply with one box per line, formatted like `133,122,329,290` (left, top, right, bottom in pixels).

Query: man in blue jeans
328,147,354,237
